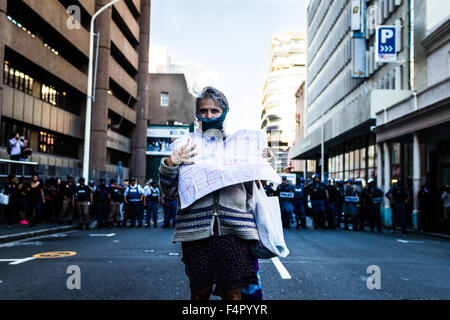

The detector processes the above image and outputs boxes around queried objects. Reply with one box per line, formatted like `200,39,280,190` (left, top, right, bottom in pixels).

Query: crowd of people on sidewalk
270,174,450,235
0,173,177,231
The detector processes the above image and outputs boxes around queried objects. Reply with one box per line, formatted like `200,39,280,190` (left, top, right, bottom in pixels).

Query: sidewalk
0,223,78,244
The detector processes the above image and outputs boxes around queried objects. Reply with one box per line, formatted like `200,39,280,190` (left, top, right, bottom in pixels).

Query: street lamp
82,0,122,181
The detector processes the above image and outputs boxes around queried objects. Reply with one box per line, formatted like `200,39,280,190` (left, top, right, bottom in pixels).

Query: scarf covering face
195,109,228,131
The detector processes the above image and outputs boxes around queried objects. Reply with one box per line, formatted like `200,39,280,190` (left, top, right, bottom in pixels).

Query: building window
41,84,58,106
39,131,55,154
160,92,169,107
39,130,78,158
3,62,34,95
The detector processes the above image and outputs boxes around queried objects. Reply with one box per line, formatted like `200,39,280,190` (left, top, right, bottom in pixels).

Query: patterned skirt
181,223,258,292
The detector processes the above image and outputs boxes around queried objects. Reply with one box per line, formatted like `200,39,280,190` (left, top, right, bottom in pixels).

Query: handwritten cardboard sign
171,130,281,209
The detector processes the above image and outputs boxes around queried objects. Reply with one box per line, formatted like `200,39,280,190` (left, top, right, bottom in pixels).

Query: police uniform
144,185,160,227
387,184,409,233
343,184,361,231
163,194,178,228
74,184,92,227
326,183,339,229
94,183,110,228
276,182,295,229
60,180,75,224
307,181,327,229
124,183,144,228
293,182,307,228
364,185,384,232
108,184,123,226
335,181,345,228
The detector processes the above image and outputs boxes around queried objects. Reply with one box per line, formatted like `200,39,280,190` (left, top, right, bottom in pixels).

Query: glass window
391,143,401,165
355,149,360,170
349,151,354,171
345,152,349,172
160,92,169,107
360,147,366,169
368,145,375,168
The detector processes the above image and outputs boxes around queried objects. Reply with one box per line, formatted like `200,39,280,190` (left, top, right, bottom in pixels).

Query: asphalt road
0,217,449,300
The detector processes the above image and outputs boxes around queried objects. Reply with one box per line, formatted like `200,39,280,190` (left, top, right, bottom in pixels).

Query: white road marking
0,259,17,262
397,239,424,244
144,250,155,253
168,252,179,256
8,257,36,265
89,233,116,237
113,240,119,243
271,257,292,280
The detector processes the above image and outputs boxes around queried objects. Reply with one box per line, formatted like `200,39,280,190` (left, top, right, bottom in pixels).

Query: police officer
307,174,328,229
94,178,110,228
386,178,410,234
72,177,93,230
293,177,307,229
355,179,366,231
59,175,75,225
276,176,295,229
335,179,345,228
162,189,178,228
363,178,384,232
326,178,339,229
124,177,144,228
343,179,361,231
108,178,123,227
144,181,161,228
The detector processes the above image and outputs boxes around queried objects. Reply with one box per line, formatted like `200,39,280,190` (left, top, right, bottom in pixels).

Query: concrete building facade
261,32,307,173
0,0,151,183
146,73,195,181
291,0,411,183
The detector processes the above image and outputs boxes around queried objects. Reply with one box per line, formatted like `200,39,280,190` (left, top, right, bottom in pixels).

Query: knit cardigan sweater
159,155,259,243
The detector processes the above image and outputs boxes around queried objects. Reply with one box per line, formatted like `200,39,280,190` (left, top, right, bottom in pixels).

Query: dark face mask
196,109,228,131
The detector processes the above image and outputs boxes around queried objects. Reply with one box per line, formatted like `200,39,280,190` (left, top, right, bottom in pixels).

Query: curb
384,226,450,241
0,225,78,244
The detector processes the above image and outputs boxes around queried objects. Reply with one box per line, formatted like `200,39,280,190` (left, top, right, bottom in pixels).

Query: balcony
107,130,132,154
2,85,84,139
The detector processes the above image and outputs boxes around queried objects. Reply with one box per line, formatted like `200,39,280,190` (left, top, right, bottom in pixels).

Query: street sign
376,26,397,62
351,37,367,78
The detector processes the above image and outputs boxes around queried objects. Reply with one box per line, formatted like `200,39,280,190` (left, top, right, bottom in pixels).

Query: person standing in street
440,186,450,233
29,173,45,227
43,178,57,224
326,179,339,229
144,181,161,228
307,174,328,229
59,175,75,225
159,86,271,300
2,174,18,230
108,179,123,227
276,176,295,229
418,183,433,232
124,177,144,228
335,179,345,228
16,177,30,225
386,179,410,234
94,178,110,228
162,189,178,228
293,177,307,229
343,179,361,231
363,178,384,232
73,177,93,230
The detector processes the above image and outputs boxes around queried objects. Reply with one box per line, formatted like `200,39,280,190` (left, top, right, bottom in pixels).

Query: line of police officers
271,174,409,234
59,175,175,230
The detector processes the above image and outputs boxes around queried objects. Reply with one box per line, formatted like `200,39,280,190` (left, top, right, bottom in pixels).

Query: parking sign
376,26,397,62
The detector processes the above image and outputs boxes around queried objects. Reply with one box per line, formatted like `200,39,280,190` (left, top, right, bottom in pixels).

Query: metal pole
321,109,324,182
83,0,122,181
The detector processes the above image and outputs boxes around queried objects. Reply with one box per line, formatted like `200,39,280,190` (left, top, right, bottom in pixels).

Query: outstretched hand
170,138,198,166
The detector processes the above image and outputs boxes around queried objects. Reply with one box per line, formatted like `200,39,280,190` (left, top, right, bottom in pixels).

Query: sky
150,0,309,133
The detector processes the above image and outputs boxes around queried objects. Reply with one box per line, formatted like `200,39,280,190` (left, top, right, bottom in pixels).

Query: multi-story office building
0,0,150,183
291,0,411,182
261,32,306,173
374,7,450,233
291,0,450,231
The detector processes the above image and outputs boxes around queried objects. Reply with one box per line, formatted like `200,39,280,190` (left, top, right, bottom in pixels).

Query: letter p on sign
381,29,394,43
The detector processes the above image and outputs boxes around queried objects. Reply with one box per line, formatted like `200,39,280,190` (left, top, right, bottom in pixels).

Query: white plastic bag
249,181,289,259
0,191,9,206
